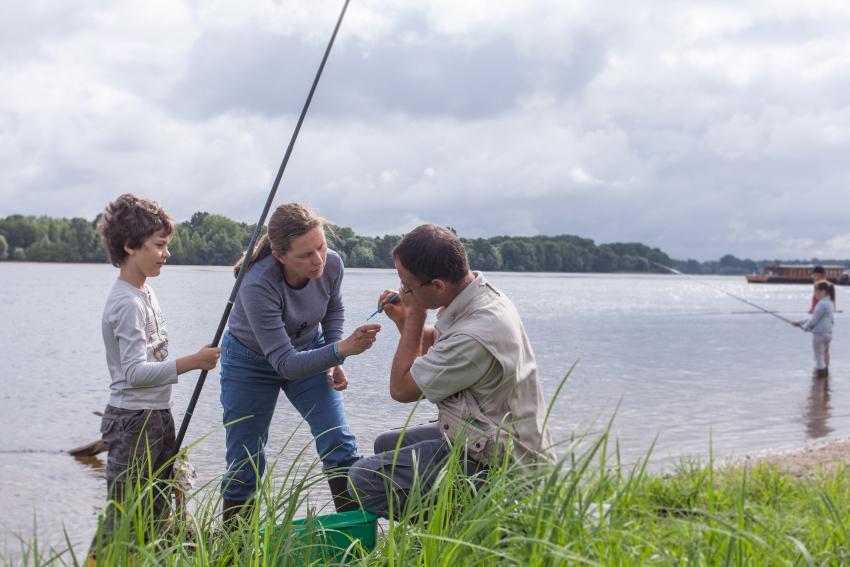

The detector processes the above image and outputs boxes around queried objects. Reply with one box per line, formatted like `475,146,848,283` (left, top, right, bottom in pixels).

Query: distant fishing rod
175,0,351,450
653,262,796,325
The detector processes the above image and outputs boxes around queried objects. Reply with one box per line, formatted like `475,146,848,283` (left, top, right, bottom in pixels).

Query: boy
94,194,220,542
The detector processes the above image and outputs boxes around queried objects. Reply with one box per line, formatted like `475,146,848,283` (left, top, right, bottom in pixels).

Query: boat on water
746,264,850,285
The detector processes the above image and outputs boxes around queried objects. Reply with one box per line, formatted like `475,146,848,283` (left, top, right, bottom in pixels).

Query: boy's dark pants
94,406,176,546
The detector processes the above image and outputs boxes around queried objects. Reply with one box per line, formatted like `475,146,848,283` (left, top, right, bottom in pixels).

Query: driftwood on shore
69,439,108,457
68,410,107,457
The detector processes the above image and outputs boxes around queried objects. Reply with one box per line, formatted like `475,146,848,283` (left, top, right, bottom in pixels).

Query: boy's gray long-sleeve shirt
799,297,835,334
103,279,178,410
227,251,345,380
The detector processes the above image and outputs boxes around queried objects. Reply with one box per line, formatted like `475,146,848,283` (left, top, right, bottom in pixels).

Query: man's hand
327,366,348,391
379,289,405,328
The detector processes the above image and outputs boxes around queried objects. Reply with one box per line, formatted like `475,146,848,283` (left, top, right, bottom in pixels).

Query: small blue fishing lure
367,293,399,321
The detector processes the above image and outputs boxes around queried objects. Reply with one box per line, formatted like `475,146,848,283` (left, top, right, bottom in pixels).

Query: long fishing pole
653,262,796,325
175,0,351,450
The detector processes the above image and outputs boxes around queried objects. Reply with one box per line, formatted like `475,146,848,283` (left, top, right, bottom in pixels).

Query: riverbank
746,436,850,477
9,431,850,565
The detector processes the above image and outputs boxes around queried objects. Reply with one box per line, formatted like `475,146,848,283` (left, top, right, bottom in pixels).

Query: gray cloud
169,18,606,119
1,1,849,261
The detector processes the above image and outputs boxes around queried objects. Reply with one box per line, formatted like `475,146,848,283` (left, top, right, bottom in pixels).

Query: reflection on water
804,377,833,440
1,263,847,557
73,455,106,475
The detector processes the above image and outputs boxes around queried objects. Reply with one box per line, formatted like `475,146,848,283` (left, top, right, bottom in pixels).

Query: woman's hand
327,366,348,391
337,323,381,358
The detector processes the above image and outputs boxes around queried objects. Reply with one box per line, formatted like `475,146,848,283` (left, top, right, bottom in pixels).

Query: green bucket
266,508,379,565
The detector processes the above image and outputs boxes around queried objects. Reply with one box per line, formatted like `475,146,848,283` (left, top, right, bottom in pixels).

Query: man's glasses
400,279,432,295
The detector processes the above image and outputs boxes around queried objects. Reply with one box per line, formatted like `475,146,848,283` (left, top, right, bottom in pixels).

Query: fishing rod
653,262,796,325
175,0,351,450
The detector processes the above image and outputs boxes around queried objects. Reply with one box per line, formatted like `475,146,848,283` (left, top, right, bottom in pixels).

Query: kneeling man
347,224,553,518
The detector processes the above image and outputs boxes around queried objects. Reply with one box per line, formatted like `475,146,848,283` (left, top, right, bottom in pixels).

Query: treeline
329,226,675,272
3,212,834,275
0,213,677,273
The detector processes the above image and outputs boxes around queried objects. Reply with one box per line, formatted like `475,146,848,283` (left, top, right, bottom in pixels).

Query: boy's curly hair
96,194,176,267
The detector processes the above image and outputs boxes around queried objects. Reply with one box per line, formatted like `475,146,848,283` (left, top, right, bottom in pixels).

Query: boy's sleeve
112,298,178,387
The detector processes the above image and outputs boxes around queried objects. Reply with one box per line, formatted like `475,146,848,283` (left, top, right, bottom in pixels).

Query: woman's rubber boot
222,499,254,528
328,476,359,512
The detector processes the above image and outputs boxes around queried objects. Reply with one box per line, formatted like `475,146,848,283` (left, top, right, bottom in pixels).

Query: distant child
809,265,831,313
93,194,220,541
793,281,835,378
808,266,834,371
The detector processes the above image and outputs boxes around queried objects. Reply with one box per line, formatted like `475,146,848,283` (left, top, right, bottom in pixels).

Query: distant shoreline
0,260,812,279
4,212,849,276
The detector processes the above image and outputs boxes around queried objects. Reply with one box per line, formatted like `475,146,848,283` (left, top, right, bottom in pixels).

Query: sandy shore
742,438,850,477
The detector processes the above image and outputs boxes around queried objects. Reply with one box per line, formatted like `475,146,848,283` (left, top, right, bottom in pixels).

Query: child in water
793,281,835,378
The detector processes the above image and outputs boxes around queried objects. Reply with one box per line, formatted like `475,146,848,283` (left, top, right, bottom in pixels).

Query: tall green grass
6,422,850,565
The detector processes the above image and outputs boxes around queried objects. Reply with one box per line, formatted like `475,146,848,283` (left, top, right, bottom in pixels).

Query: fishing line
653,262,797,325
175,0,351,450
663,310,842,318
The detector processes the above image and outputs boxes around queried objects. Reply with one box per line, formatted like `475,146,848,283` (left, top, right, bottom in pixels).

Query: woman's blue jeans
219,330,359,503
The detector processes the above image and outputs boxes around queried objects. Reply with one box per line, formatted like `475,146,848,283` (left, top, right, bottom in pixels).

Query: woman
220,203,379,520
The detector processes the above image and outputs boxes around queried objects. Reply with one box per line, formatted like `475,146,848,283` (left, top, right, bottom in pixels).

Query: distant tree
537,242,562,272
12,247,26,261
675,259,703,274
169,229,186,260
560,244,587,272
348,244,376,267
592,245,619,272
25,236,63,262
716,253,757,275
500,241,536,271
373,235,401,268
645,248,672,271
0,215,42,250
619,254,642,272
327,225,355,251
0,234,7,260
466,239,503,271
719,254,740,268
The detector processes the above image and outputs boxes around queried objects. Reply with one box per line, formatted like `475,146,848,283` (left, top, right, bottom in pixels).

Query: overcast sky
1,0,848,260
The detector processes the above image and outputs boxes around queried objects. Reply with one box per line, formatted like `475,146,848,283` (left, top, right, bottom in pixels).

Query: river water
0,263,845,556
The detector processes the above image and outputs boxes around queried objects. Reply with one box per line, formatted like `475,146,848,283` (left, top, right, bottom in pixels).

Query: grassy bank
6,426,850,566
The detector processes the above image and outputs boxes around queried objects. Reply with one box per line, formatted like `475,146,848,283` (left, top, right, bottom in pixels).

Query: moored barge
746,264,850,285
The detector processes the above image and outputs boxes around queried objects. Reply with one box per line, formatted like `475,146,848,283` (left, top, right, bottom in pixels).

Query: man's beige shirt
411,272,553,461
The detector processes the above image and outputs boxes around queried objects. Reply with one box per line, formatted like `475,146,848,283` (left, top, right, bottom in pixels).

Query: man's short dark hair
812,265,826,274
392,224,470,284
96,194,175,267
